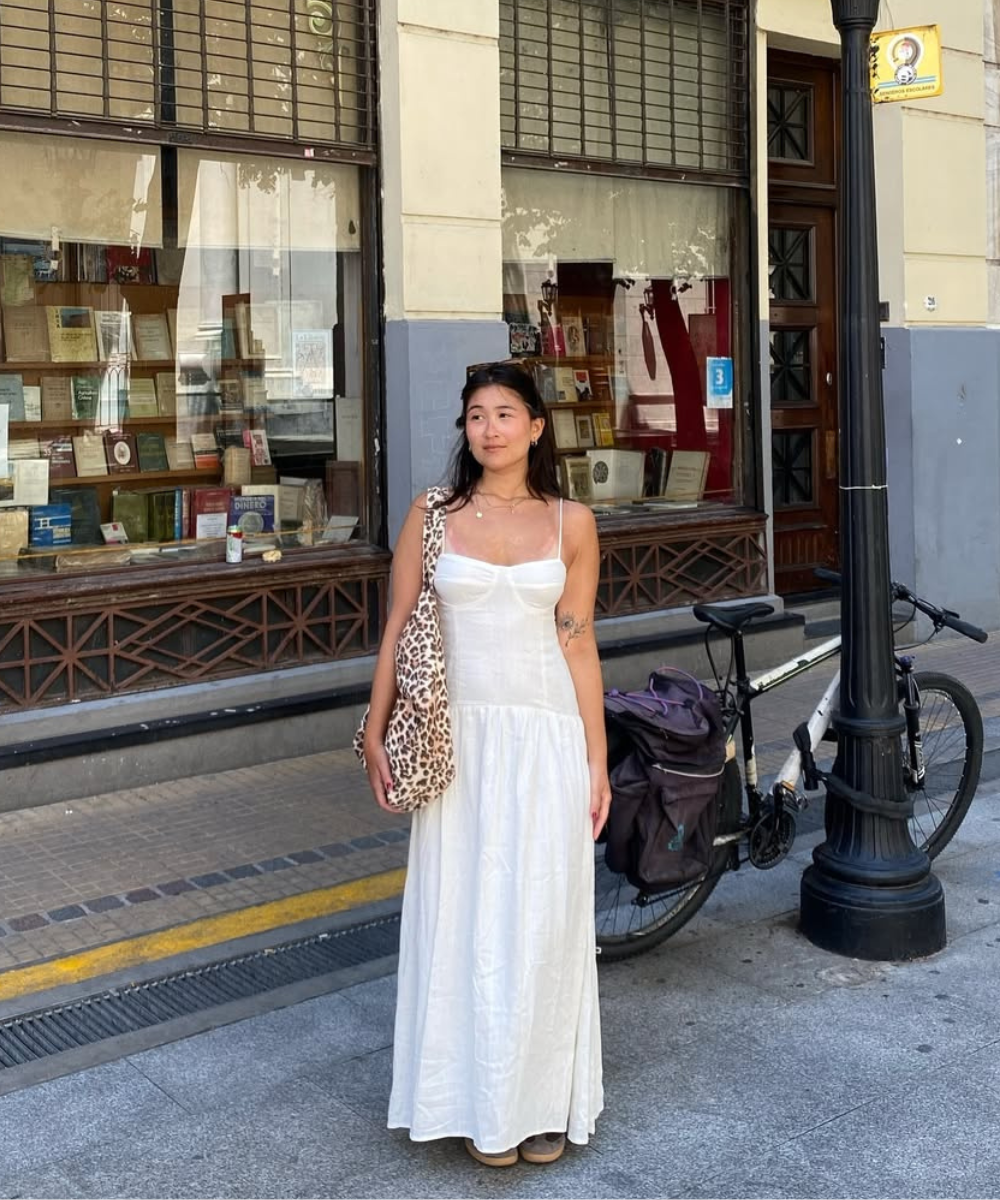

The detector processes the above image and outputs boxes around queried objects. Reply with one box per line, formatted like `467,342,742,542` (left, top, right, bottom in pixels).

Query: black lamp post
798,0,946,959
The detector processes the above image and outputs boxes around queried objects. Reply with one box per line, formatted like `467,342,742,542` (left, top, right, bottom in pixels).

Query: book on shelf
155,372,177,416
112,491,149,544
243,428,271,467
127,378,158,418
94,309,133,361
13,458,49,506
334,396,363,461
561,455,594,503
50,486,102,544
645,446,669,497
136,432,169,473
105,246,154,285
166,309,178,356
190,433,221,470
0,508,28,559
190,486,233,539
40,436,76,479
9,437,40,460
105,430,139,475
592,412,615,448
132,312,172,361
77,244,108,284
29,503,72,548
575,413,595,448
2,305,49,361
46,306,98,363
23,385,41,421
71,376,101,421
585,448,645,502
229,492,276,534
41,376,72,422
553,367,576,403
223,446,251,487
0,254,35,307
533,363,557,405
573,369,593,400
663,450,710,503
0,373,24,421
551,409,579,450
72,431,109,477
146,488,180,542
164,436,195,471
250,464,278,485
241,484,281,521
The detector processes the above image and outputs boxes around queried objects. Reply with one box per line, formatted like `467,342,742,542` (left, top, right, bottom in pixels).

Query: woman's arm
363,493,429,812
556,503,611,839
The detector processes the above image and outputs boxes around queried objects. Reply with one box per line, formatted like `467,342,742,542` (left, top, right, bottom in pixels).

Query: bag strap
648,665,707,703
421,485,448,586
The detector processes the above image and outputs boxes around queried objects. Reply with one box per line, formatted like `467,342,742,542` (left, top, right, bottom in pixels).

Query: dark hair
443,362,561,508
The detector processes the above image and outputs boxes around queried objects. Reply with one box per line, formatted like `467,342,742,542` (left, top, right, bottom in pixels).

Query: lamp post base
801,865,946,961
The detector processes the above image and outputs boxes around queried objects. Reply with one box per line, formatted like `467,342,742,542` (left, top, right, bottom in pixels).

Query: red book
105,246,154,285
189,486,233,540
104,430,139,475
40,435,77,479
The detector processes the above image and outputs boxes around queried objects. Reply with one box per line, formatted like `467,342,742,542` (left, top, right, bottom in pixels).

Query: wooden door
767,54,840,596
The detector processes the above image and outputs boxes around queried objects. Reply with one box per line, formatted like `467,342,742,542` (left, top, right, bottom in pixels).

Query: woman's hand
365,739,397,813
589,763,612,840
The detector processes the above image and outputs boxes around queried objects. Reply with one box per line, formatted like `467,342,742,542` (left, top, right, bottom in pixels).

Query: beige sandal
464,1139,518,1168
519,1132,566,1164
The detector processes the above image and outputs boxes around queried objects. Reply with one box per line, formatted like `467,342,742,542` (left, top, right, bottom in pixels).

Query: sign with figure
871,26,943,104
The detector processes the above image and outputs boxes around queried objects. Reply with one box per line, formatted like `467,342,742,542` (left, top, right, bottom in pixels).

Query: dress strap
556,498,564,560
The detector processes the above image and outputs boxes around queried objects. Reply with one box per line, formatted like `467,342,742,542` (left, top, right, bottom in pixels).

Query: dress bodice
433,503,579,714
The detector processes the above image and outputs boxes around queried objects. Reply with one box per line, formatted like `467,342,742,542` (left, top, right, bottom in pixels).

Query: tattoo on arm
557,610,589,644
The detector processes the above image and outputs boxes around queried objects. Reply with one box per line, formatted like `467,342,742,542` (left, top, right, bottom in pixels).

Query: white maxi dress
388,501,604,1152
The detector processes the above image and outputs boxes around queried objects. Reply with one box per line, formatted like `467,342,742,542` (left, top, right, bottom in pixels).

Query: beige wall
380,0,502,322
757,0,988,328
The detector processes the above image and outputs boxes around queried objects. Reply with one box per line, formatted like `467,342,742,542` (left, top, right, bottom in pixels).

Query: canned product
226,524,244,563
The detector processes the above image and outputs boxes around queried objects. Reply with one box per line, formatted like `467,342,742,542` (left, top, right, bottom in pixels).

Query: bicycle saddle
692,602,775,633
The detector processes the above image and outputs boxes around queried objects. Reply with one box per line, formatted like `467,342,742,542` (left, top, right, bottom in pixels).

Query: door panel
769,203,839,595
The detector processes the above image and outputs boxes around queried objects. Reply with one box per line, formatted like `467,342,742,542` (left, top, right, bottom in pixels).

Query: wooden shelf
54,468,221,487
9,416,192,430
0,359,182,371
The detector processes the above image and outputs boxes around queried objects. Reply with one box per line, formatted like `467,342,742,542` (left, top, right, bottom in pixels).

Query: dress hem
386,1118,600,1152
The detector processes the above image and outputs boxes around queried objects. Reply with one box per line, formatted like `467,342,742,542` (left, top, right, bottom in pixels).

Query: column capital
830,0,880,33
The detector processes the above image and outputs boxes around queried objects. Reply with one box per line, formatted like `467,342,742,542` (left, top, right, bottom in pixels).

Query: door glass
769,329,812,404
767,84,812,162
772,430,814,506
768,226,813,302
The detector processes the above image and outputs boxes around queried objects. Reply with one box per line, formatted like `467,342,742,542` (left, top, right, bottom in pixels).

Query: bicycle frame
724,635,842,799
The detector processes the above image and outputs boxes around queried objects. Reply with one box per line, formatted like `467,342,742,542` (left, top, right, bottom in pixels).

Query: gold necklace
473,490,532,518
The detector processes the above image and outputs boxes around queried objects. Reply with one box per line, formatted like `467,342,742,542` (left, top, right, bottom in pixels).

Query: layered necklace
472,490,533,518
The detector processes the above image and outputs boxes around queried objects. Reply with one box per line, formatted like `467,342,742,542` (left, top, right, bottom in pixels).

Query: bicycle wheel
906,671,984,859
594,758,743,962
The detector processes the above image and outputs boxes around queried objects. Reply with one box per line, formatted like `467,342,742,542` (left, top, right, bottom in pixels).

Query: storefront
0,1,387,713
495,0,766,618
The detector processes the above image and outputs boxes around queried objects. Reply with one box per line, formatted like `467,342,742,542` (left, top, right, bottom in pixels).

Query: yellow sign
871,26,943,104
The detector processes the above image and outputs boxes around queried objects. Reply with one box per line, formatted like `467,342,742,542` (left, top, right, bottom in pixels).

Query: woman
363,362,608,1166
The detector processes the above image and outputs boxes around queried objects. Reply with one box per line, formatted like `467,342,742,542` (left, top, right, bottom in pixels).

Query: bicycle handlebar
813,568,989,644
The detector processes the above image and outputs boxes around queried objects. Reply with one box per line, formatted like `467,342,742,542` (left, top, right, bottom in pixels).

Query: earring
530,438,538,448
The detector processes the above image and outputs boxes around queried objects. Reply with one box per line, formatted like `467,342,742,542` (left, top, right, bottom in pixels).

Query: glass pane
772,430,814,507
498,167,738,514
768,226,812,302
767,84,812,163
0,136,366,579
769,329,812,404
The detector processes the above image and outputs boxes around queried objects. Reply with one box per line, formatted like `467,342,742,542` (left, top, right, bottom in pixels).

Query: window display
0,134,366,577
499,168,740,515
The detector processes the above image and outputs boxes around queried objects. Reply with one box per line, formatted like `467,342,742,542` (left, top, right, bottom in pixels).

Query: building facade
0,0,995,776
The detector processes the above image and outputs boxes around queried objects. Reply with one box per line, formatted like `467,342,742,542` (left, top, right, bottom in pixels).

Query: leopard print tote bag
352,486,456,812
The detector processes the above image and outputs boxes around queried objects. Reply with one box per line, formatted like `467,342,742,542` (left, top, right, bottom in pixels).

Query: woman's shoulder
413,486,453,512
559,497,597,533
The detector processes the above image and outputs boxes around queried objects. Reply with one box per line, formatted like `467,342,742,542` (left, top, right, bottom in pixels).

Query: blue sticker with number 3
706,357,733,409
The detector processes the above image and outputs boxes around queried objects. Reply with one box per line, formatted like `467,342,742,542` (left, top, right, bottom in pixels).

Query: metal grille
500,0,749,175
0,917,400,1072
0,0,377,149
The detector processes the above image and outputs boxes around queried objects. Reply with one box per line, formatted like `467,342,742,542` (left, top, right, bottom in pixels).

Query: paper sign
706,357,733,410
871,26,943,105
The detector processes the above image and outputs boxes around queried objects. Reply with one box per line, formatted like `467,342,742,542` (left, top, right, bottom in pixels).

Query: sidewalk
1,781,999,1196
0,631,997,1012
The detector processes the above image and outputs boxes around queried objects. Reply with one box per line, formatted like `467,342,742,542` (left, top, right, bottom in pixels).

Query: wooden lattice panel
0,550,389,711
596,512,767,617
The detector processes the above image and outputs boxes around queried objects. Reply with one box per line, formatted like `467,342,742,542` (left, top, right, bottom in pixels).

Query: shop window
499,166,741,515
0,131,366,576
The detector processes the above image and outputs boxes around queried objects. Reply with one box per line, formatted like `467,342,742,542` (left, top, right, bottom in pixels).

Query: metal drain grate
0,916,400,1069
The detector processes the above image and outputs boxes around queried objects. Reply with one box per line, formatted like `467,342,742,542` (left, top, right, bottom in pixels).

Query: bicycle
594,574,989,962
